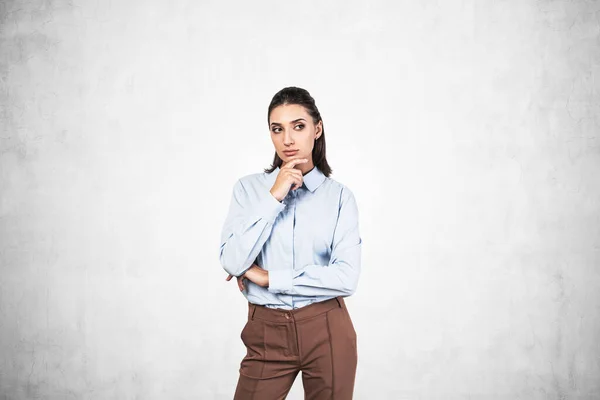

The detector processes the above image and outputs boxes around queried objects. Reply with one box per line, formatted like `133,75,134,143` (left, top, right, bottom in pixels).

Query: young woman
219,86,362,399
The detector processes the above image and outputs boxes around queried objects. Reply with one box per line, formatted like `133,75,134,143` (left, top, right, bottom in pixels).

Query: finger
286,168,303,178
283,158,308,169
285,169,303,183
226,274,233,281
290,173,303,190
292,180,302,190
281,169,303,185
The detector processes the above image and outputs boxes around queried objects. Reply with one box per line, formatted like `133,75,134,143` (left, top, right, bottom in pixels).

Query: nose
283,130,294,145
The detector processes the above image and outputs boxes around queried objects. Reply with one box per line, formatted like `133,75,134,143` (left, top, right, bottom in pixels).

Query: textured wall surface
1,0,599,399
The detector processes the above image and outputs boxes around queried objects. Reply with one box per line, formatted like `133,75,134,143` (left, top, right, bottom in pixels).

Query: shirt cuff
236,265,252,277
267,269,293,294
256,191,286,223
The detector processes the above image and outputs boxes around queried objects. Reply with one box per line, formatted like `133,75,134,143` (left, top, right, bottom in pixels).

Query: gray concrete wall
1,0,599,399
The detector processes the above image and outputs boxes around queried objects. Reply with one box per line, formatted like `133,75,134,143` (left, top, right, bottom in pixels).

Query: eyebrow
270,118,306,126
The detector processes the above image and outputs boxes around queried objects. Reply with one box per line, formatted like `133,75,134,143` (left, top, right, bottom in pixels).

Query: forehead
270,104,309,123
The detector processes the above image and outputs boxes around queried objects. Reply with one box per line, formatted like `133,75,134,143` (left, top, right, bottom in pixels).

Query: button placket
281,191,295,296
291,191,297,305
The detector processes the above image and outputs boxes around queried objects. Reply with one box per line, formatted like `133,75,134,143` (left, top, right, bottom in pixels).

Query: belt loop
335,296,342,308
251,304,257,320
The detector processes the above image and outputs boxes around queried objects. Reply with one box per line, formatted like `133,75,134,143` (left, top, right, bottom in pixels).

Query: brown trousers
234,296,358,400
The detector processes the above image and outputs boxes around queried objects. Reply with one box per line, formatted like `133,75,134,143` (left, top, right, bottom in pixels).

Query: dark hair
263,87,332,177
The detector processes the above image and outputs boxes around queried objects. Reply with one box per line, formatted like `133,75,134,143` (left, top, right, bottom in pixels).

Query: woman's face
269,104,322,172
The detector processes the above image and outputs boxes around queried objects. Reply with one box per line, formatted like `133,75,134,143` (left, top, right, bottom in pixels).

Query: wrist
269,190,282,202
265,270,269,287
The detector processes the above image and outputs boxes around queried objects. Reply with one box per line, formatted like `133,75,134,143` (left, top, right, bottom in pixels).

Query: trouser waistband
247,296,346,323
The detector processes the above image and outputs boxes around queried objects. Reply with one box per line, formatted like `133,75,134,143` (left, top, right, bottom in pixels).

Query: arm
267,187,362,297
219,179,287,277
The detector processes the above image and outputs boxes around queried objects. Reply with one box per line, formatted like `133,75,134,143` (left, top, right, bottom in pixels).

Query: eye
295,124,305,130
272,127,281,133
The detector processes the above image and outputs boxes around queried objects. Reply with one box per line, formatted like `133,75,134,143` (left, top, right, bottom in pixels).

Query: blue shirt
219,165,362,310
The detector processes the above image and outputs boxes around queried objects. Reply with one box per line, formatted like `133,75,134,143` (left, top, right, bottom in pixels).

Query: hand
269,157,308,201
225,272,247,291
225,263,269,290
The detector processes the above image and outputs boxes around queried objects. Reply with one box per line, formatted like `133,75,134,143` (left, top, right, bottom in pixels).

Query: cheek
306,137,316,150
303,131,315,147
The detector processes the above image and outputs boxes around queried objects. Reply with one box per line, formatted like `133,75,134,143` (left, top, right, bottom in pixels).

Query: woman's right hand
269,157,309,201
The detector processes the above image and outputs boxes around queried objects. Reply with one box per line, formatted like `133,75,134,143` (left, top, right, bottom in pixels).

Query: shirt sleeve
219,179,287,277
267,186,362,297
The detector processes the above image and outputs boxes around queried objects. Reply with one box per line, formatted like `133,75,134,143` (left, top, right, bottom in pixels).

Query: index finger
283,158,308,169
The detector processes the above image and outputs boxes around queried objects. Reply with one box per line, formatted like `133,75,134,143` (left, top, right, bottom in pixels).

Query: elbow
219,257,235,277
219,241,253,277
343,281,358,296
339,266,360,296
219,243,238,277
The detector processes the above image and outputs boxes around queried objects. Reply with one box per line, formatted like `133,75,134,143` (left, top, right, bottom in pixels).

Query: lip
283,150,299,155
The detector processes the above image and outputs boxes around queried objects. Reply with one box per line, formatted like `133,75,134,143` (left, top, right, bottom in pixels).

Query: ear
315,120,323,137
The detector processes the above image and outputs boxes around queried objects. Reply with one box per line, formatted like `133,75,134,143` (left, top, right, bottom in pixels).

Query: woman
219,86,362,399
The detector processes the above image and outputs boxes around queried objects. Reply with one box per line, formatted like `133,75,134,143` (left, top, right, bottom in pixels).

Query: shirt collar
267,165,326,193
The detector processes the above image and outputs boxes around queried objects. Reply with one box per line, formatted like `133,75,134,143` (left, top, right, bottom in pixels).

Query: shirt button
285,314,290,319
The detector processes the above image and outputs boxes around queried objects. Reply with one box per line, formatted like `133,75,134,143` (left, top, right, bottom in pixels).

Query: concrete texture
1,0,599,399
